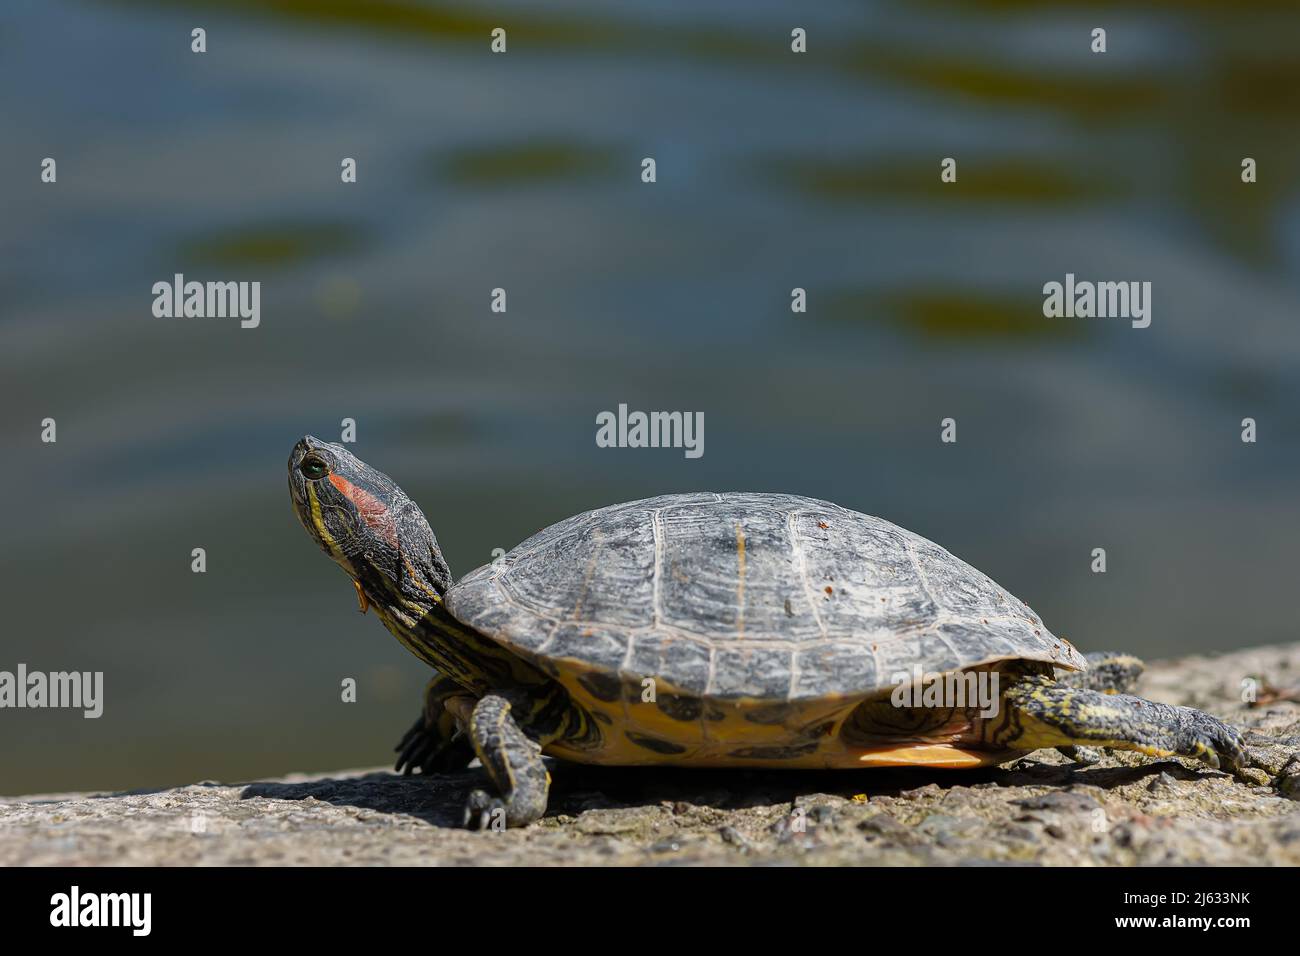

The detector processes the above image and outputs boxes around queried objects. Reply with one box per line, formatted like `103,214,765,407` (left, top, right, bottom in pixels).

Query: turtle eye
299,455,330,481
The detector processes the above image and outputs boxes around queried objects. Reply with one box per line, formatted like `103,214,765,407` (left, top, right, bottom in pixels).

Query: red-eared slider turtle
287,437,1247,828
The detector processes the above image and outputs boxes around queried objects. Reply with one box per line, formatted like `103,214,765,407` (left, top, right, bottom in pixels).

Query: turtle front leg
1058,651,1146,695
999,674,1247,774
394,674,476,775
1052,652,1146,764
448,694,550,830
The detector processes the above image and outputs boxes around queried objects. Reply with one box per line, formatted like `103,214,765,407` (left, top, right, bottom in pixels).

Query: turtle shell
446,492,1083,705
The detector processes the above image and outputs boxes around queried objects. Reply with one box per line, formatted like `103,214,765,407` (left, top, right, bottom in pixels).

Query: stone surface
4,642,1299,866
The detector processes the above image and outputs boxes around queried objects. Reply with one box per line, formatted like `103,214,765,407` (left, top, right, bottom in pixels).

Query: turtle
287,436,1248,829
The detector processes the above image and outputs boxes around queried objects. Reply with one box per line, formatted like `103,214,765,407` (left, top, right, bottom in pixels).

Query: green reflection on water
435,140,623,187
761,155,1119,205
177,221,365,269
825,288,1087,342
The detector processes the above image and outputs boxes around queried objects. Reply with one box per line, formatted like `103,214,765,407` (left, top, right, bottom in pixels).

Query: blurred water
1,0,1298,794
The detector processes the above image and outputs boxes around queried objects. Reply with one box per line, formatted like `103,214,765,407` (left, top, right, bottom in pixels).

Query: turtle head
287,436,452,624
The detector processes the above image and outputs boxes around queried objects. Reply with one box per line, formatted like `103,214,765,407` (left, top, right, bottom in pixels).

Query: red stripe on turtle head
328,473,399,549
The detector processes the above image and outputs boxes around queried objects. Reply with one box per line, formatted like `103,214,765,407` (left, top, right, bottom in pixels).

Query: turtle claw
1186,715,1248,775
394,714,474,775
394,715,430,775
463,790,508,831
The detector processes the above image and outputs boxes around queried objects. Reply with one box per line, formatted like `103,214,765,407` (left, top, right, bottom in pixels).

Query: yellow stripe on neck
307,483,348,566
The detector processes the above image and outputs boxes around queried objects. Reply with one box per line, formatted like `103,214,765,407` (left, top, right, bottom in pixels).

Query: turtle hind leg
1058,651,1146,695
449,694,550,830
999,674,1247,775
394,674,476,775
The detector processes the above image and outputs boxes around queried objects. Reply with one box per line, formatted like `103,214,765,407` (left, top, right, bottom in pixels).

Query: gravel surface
4,642,1299,866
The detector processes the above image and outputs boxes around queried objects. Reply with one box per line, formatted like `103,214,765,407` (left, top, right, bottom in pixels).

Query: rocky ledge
4,643,1299,866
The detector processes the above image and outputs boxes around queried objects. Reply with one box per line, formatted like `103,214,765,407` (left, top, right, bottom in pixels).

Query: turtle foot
463,789,508,831
394,714,475,775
